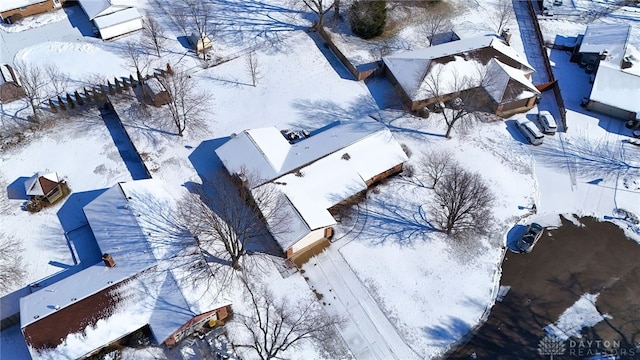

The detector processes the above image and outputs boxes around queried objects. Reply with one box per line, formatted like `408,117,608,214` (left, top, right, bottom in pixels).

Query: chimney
102,253,116,267
501,28,512,45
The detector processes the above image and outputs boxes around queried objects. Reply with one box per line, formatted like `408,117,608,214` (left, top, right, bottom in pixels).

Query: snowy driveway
302,246,419,360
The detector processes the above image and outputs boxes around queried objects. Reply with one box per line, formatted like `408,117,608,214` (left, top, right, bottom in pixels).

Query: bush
349,0,387,39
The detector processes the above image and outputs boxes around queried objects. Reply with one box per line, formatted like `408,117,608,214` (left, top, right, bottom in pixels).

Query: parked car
538,110,557,134
517,119,544,145
517,223,544,253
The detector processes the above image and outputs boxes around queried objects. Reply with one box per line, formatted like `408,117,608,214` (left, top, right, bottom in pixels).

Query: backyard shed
24,172,63,204
77,0,143,40
143,77,171,107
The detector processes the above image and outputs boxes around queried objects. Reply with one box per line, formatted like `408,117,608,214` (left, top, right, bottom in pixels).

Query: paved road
302,246,419,360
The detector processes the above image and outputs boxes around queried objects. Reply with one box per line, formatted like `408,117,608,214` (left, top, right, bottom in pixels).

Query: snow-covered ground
1,0,640,359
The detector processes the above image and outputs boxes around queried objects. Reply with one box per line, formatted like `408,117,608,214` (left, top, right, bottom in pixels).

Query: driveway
302,246,419,360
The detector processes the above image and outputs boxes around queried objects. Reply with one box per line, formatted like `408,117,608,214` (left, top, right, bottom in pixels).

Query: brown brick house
0,0,65,23
383,35,540,117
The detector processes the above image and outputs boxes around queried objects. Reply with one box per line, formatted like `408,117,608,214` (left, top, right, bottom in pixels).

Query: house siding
165,305,232,348
365,163,404,186
587,100,636,121
0,0,60,21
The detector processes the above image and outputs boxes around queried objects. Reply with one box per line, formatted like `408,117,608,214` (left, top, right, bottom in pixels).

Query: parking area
447,216,640,359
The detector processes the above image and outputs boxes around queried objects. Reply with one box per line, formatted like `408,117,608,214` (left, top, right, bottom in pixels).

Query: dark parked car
517,223,544,253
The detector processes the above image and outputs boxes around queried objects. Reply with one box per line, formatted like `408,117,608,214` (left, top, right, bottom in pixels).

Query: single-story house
143,77,171,107
383,34,540,117
577,24,640,121
215,117,409,266
24,171,64,204
20,179,230,359
0,0,64,23
0,64,25,103
77,0,143,40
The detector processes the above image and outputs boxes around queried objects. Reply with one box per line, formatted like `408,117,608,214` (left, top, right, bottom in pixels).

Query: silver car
538,111,557,135
517,223,544,253
517,119,544,145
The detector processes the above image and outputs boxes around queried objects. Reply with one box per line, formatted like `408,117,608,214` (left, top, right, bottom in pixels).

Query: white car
517,119,544,145
538,110,557,135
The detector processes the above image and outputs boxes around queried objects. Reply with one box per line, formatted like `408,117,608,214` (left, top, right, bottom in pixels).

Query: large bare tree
232,277,344,360
178,173,290,272
13,60,47,122
44,64,69,99
246,51,261,87
0,234,26,294
155,68,211,136
489,0,514,35
142,16,166,57
428,162,495,238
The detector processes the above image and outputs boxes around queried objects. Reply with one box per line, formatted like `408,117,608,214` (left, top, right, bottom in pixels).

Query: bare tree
44,64,69,98
422,66,484,138
246,51,261,87
178,172,290,271
184,0,212,60
155,68,210,136
420,148,454,188
0,234,26,294
301,0,336,28
13,60,47,122
142,16,166,57
123,41,151,78
429,162,495,237
231,277,344,360
170,6,189,38
419,8,452,46
489,0,514,35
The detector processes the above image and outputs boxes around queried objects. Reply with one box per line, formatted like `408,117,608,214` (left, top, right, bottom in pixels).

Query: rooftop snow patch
590,62,640,115
92,6,141,29
77,0,136,20
579,23,631,66
216,117,405,188
24,171,60,196
483,59,540,103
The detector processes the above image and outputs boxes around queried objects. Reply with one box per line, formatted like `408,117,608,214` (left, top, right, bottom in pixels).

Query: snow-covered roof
383,35,535,102
589,63,640,115
24,172,59,196
221,117,408,250
144,76,164,96
77,0,136,20
483,59,540,103
579,23,631,66
92,6,141,29
20,180,228,357
0,0,46,13
216,118,405,189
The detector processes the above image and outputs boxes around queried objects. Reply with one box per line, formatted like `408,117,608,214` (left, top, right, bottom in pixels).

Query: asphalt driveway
447,216,640,360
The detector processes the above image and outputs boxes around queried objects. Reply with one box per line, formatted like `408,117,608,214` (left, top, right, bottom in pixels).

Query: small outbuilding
24,172,64,204
143,77,171,107
189,32,212,54
77,0,143,40
0,64,25,103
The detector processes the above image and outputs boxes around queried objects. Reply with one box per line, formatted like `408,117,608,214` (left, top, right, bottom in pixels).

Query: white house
20,179,230,359
77,0,143,40
579,24,640,121
215,117,408,266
